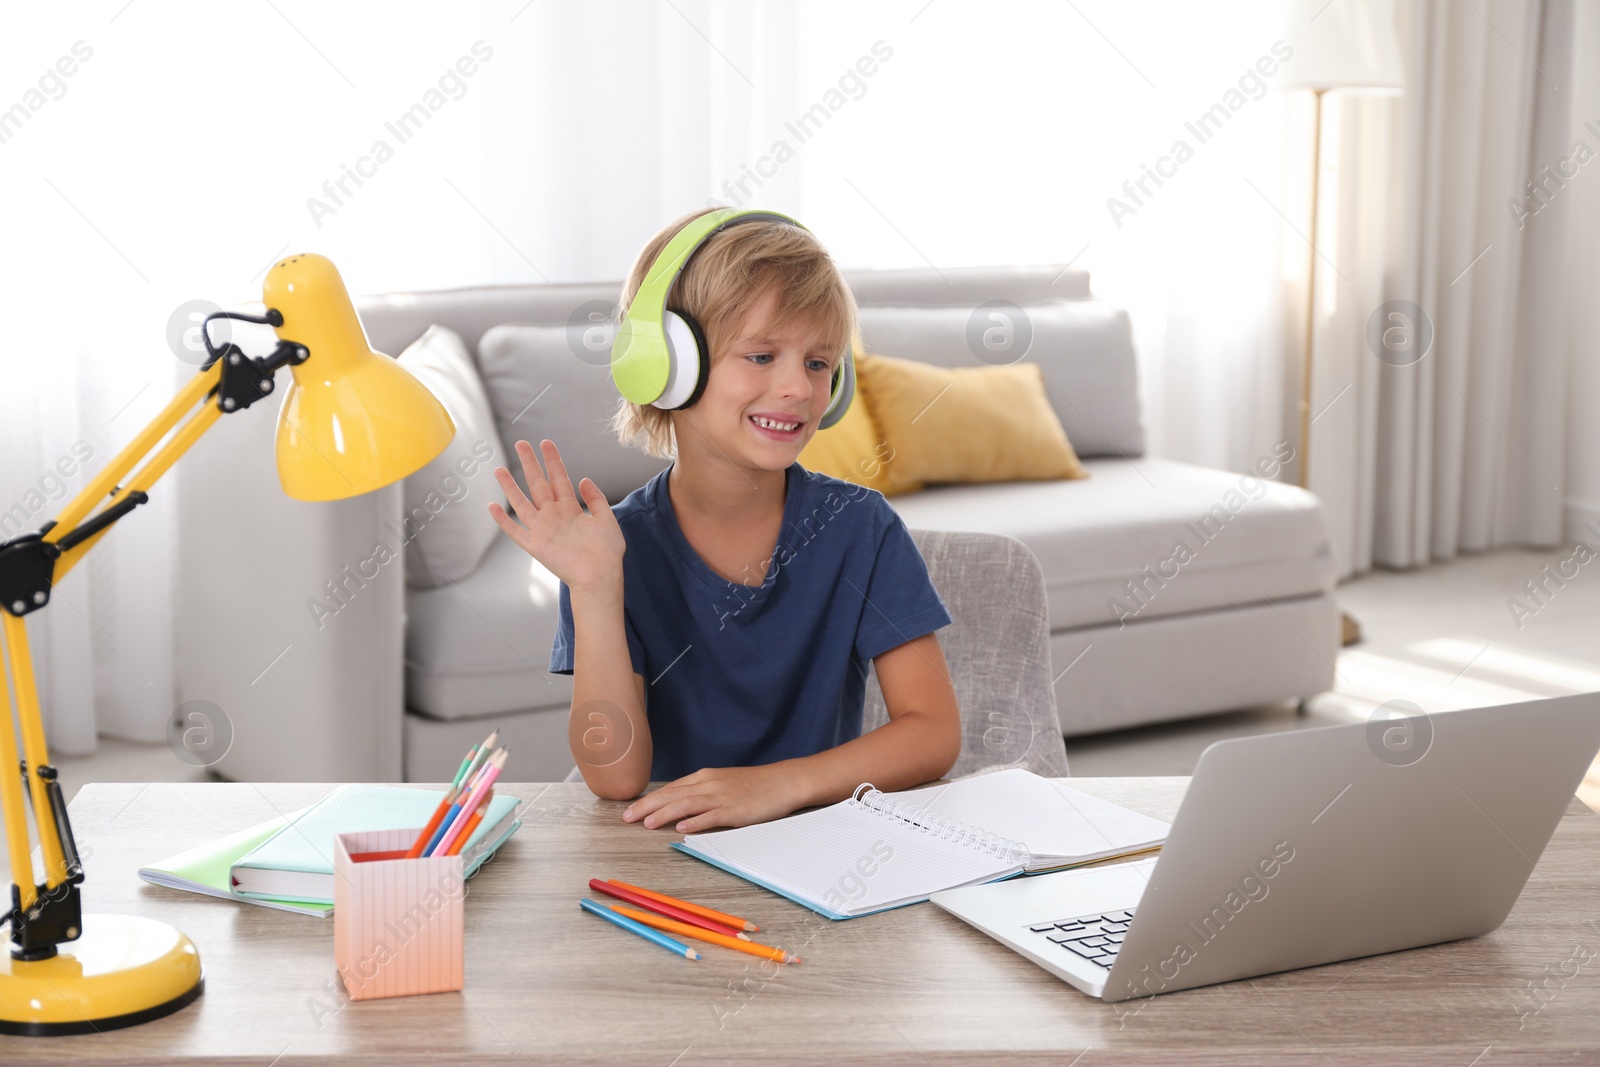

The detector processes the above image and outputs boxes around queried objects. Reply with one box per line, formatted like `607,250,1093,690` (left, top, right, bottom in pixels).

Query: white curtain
794,0,1297,472
1307,0,1585,577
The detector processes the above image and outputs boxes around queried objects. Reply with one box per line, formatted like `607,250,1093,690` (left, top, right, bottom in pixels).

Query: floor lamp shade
1279,0,1405,93
263,254,456,501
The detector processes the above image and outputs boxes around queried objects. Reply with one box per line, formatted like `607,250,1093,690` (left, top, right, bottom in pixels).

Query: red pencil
587,878,749,940
607,879,760,932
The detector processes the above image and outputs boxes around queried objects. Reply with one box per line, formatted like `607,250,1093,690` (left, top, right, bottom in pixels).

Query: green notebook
229,784,523,906
138,807,334,917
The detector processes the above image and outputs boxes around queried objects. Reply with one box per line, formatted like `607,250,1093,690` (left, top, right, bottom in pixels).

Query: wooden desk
7,778,1600,1065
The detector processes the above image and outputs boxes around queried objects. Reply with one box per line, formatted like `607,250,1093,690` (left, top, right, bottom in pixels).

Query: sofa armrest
174,363,405,782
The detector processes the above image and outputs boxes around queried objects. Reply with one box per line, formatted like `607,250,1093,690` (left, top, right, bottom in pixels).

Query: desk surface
7,778,1600,1065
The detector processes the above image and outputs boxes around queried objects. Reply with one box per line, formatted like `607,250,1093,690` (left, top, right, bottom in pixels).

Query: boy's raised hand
488,439,625,593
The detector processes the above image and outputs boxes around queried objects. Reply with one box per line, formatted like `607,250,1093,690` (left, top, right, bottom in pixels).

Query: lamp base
0,913,202,1036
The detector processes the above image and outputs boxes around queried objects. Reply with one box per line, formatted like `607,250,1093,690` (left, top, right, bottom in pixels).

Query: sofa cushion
406,530,569,720
395,325,505,588
856,299,1143,460
475,323,670,505
858,352,1087,485
884,457,1336,632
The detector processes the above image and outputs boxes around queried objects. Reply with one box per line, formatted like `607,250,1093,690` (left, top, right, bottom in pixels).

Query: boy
486,208,960,832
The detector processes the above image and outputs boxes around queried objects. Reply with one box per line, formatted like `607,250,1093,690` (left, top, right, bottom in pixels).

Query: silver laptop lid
1104,693,1600,1002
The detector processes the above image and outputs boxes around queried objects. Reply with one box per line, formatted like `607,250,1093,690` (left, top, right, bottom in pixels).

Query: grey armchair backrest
862,529,1069,779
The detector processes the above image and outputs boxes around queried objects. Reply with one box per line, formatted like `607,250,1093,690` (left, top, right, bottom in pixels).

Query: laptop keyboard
1027,908,1136,969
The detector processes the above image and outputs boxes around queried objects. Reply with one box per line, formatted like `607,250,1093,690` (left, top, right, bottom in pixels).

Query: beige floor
7,546,1599,867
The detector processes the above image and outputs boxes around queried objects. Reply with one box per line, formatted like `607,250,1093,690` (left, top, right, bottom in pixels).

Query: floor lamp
1278,0,1404,647
0,254,455,1034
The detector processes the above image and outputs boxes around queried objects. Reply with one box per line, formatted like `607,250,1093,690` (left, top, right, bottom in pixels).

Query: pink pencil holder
333,828,466,1001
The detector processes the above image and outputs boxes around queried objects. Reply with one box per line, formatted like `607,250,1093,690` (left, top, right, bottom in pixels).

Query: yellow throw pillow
857,352,1089,485
798,352,923,495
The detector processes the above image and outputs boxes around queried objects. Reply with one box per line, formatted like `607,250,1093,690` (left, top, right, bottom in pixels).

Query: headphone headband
634,209,801,322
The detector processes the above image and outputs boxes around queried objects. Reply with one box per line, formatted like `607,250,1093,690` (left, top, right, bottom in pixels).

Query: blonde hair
609,207,859,459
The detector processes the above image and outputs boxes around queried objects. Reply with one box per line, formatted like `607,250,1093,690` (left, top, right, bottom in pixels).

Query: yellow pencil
608,903,799,963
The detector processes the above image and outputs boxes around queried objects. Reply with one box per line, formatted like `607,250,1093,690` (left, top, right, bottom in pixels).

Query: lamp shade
1278,0,1404,93
262,254,455,501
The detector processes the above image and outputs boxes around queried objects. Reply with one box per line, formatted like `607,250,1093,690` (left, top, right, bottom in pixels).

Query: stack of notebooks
673,768,1170,919
138,784,522,917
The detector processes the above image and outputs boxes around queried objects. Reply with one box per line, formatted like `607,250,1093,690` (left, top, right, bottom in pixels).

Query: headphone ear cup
817,349,856,430
653,309,711,410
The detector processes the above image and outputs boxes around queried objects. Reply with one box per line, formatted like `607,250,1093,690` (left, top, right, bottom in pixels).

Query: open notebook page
681,795,1019,916
879,768,1170,868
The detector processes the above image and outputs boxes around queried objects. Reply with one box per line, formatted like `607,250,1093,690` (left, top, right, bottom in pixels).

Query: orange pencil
443,809,484,857
608,903,798,964
406,784,460,858
606,879,759,932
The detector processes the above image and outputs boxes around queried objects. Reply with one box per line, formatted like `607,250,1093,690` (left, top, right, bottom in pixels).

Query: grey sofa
174,265,1337,783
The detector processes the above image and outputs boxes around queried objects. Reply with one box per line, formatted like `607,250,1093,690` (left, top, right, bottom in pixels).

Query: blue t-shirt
550,461,952,781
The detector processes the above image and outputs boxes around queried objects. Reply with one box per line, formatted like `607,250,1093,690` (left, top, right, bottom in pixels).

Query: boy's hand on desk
621,766,802,833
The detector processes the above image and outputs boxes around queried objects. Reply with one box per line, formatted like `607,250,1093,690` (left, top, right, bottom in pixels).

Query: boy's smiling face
671,284,841,474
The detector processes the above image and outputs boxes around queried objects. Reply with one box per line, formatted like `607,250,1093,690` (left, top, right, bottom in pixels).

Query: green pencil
450,748,476,789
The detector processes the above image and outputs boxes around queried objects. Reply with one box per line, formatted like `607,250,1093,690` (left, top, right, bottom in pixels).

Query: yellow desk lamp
0,253,454,1035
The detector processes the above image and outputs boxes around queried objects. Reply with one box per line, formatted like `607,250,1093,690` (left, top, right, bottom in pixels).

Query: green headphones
611,207,854,430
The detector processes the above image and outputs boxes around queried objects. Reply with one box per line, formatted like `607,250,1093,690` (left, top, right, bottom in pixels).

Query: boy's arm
784,631,961,807
569,574,653,799
623,631,961,831
486,438,648,798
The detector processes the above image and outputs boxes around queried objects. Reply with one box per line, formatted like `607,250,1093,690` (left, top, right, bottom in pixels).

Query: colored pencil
606,878,759,932
444,792,492,857
434,749,507,856
420,760,489,857
406,788,458,858
451,746,479,788
456,730,499,789
411,730,499,857
607,903,798,963
580,898,699,959
588,878,748,940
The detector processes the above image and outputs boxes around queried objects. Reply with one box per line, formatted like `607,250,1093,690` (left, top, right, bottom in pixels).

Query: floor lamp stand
1298,86,1362,649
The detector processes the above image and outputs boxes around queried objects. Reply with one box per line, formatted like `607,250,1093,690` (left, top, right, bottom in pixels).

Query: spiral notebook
672,768,1169,919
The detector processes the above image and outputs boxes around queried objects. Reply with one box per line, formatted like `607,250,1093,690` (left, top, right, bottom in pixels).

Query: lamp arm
0,324,308,961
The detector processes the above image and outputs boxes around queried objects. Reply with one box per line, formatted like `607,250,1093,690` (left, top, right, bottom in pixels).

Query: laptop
930,692,1600,1003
